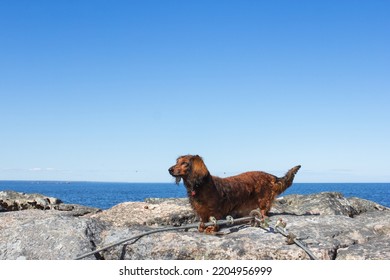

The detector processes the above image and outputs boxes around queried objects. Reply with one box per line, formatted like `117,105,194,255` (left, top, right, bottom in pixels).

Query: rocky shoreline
1,190,389,260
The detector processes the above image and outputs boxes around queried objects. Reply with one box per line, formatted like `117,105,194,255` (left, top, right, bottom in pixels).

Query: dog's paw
204,225,219,234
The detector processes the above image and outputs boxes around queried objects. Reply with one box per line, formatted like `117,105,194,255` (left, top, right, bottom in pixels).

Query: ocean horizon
1,180,389,210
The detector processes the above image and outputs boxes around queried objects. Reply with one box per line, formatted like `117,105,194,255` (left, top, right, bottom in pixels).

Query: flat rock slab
91,198,196,227
0,210,105,260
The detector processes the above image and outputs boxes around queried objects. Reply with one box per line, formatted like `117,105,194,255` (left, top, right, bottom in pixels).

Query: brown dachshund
169,155,301,233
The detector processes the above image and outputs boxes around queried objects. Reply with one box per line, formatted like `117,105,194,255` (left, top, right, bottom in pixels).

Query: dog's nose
168,167,173,174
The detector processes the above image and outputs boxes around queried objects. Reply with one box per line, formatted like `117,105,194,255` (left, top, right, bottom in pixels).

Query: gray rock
347,196,388,214
98,192,390,260
0,190,62,211
54,203,101,216
1,192,389,260
0,190,101,216
0,210,106,260
145,197,190,206
99,206,390,260
272,192,358,216
91,199,196,227
100,225,309,260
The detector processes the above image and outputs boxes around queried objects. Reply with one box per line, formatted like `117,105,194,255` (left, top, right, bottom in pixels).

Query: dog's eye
181,162,189,167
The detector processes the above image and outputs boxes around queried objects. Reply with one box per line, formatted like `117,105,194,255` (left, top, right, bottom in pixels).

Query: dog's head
168,155,209,185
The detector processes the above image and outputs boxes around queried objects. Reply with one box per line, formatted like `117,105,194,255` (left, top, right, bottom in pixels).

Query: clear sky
1,0,389,183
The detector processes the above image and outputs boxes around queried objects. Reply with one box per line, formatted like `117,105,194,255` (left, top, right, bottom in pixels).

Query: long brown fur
168,155,301,233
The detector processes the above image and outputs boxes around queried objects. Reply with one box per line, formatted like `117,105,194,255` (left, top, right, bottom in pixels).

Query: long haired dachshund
169,155,301,233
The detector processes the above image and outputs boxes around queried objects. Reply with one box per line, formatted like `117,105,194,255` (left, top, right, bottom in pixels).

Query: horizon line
1,179,389,184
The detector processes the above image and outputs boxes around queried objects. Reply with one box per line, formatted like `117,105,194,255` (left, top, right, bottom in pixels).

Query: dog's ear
189,155,209,184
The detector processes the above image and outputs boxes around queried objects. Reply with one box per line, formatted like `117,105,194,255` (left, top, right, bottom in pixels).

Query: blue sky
1,0,389,182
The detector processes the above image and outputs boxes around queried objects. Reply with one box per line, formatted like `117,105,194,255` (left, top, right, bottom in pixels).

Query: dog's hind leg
258,198,270,221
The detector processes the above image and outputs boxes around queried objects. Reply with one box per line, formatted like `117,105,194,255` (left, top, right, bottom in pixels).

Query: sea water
0,181,389,209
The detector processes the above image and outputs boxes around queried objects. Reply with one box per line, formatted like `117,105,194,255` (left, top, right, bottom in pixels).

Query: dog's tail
274,165,301,195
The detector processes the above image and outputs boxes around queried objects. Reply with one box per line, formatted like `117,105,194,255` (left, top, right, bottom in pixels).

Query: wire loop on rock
74,211,317,260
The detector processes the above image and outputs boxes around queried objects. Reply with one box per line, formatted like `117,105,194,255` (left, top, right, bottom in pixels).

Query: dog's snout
168,167,174,174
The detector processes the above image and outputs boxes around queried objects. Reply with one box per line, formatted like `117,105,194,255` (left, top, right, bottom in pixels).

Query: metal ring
249,209,262,227
226,215,234,225
209,216,217,226
249,209,261,219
